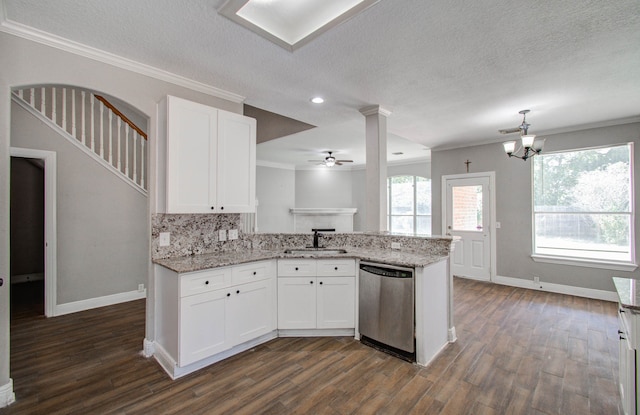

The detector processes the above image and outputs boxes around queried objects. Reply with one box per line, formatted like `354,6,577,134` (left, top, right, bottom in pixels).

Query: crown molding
359,105,392,117
256,160,296,170
0,10,245,103
431,115,640,153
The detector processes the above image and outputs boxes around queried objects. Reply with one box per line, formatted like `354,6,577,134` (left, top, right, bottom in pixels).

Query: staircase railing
12,86,147,193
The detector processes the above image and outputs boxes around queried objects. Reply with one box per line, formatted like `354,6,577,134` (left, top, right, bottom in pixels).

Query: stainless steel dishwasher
359,262,415,361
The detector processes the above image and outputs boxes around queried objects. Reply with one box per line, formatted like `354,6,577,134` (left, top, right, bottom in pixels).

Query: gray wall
0,31,243,388
256,165,295,232
431,122,640,292
11,101,148,304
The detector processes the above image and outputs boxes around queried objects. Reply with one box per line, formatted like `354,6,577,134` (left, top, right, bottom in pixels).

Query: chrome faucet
311,228,335,248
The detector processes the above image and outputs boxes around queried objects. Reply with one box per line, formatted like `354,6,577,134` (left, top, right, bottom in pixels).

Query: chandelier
500,110,545,161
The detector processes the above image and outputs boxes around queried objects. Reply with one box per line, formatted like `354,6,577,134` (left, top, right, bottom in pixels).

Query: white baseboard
448,327,457,343
0,378,15,408
54,289,146,316
142,338,155,358
11,273,44,284
154,331,278,379
493,275,618,302
277,328,355,337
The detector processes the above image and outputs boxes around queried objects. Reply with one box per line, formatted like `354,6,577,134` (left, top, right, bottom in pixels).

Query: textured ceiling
3,0,639,168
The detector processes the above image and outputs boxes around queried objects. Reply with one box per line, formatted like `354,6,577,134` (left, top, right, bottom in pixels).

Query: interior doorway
10,148,57,317
10,157,45,316
442,172,496,281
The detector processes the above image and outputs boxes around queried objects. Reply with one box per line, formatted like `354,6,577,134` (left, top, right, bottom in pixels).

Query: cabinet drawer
232,260,271,285
317,259,356,276
619,306,639,349
278,259,317,277
181,268,231,297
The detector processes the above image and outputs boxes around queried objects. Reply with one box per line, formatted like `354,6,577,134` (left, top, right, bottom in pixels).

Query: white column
359,105,391,232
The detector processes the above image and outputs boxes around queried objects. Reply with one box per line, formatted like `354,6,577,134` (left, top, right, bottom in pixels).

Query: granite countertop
153,247,448,274
613,277,640,311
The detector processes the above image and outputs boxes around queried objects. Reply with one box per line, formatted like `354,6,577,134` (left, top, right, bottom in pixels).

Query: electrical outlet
391,242,401,249
138,284,145,292
228,229,238,240
495,222,501,229
159,232,170,247
533,276,542,288
219,229,227,242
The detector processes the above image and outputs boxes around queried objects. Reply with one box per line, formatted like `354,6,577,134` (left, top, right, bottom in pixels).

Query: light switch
219,229,227,242
496,222,501,229
159,232,170,247
228,229,238,240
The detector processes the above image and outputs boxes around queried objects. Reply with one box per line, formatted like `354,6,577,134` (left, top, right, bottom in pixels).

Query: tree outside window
387,175,431,234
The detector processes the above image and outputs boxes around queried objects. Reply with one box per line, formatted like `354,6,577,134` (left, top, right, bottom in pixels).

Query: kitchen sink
283,248,348,255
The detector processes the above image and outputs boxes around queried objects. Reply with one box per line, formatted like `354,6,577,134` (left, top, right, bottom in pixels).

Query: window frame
531,142,637,271
387,175,431,235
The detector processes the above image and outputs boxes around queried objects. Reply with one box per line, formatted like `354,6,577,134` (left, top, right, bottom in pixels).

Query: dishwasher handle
360,264,413,278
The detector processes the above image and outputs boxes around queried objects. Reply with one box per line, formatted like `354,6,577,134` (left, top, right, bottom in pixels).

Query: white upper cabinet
217,110,256,213
164,95,256,213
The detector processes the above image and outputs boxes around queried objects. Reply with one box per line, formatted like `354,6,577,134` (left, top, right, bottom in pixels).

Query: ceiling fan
499,109,532,135
308,151,353,167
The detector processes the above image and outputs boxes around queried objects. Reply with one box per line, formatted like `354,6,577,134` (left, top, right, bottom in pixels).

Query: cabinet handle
310,281,314,284
621,336,627,340
205,280,209,285
227,293,231,297
211,206,215,210
221,206,224,210
334,267,338,271
253,271,257,275
236,289,240,294
620,308,626,313
319,281,323,285
295,267,299,271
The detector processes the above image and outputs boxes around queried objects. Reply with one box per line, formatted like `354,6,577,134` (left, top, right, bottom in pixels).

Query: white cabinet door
278,277,317,329
317,277,355,329
217,110,256,213
166,96,217,213
229,279,273,345
619,312,637,415
179,289,228,366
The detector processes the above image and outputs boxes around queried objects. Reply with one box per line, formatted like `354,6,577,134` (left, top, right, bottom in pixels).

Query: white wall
256,165,295,232
431,122,640,292
295,169,354,208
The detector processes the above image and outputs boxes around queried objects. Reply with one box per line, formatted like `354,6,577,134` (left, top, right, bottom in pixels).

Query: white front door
443,173,494,281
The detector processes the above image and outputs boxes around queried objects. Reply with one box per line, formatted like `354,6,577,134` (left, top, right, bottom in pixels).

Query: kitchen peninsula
152,227,456,379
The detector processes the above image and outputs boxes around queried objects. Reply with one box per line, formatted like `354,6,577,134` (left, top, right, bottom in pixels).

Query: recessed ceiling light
310,97,324,104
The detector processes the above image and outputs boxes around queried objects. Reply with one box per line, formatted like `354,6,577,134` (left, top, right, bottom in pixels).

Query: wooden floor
3,278,621,415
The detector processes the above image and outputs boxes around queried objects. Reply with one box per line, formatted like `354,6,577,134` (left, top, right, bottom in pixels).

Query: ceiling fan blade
498,127,522,134
307,159,324,162
335,161,343,166
336,159,353,163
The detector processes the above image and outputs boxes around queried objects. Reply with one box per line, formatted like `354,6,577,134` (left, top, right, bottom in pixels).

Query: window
387,175,431,234
533,143,634,267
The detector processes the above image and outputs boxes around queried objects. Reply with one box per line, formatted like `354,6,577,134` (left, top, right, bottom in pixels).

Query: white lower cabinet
180,289,228,365
277,259,355,330
229,279,273,344
619,307,638,415
155,260,276,375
